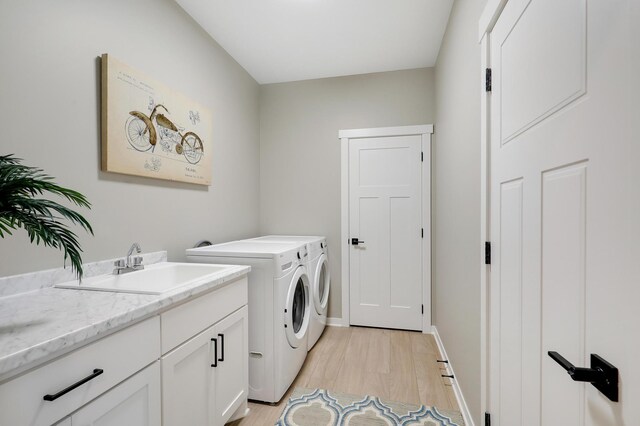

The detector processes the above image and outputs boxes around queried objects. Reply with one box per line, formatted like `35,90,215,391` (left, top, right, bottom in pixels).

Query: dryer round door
284,266,310,348
313,253,330,315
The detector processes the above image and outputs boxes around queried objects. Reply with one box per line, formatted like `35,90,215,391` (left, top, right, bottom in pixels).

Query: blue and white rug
275,388,465,426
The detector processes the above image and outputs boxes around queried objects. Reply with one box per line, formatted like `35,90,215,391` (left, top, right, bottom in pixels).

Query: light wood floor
230,326,459,425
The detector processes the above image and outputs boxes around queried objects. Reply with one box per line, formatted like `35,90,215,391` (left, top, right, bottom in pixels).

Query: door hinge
485,412,491,426
485,68,492,92
421,304,424,315
421,228,424,238
421,151,424,162
485,241,491,265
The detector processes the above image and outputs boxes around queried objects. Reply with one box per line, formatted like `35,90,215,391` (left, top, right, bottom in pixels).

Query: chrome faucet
113,243,144,275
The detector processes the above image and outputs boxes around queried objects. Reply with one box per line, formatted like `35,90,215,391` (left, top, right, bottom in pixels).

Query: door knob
547,351,618,402
351,238,364,246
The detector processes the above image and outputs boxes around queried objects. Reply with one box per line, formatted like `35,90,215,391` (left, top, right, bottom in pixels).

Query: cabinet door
212,306,248,426
71,362,160,426
162,325,215,426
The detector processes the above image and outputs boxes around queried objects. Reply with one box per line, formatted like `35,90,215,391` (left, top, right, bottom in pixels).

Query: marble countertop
0,264,250,381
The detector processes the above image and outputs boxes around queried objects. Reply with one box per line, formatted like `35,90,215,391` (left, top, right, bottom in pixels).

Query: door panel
213,307,248,425
349,135,422,330
389,196,420,309
500,179,523,425
498,179,523,425
359,147,412,186
161,327,214,426
541,163,587,425
357,196,382,306
500,0,586,144
489,0,639,424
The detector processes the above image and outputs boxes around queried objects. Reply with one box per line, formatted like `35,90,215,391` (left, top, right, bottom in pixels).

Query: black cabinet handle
218,333,225,362
548,351,618,402
351,238,364,246
211,338,218,367
43,369,104,401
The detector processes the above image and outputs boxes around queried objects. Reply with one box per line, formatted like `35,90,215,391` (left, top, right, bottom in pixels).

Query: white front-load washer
246,236,330,350
185,240,310,403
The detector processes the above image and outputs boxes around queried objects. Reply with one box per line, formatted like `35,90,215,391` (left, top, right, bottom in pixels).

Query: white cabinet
162,305,249,426
161,278,248,354
0,317,160,426
212,306,248,425
0,276,248,426
162,325,216,426
71,362,161,426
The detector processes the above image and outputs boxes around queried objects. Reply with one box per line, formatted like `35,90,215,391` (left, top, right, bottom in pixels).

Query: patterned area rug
275,388,465,426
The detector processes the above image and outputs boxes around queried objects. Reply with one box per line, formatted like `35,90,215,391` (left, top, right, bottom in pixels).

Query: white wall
0,0,260,276
259,69,435,318
433,0,487,422
0,6,484,420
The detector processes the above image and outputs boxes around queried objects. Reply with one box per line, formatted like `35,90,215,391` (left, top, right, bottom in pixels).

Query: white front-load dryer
246,236,330,350
185,240,310,403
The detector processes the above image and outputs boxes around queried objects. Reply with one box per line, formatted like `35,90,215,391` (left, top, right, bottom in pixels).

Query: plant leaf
0,155,93,279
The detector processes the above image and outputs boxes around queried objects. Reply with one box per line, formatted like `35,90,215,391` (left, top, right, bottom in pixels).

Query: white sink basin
55,262,237,295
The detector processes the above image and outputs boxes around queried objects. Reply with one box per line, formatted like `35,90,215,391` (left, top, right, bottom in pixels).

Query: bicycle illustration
125,104,204,165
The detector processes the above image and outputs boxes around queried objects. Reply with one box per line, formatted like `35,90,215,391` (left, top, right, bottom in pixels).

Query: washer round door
284,266,310,348
313,253,331,315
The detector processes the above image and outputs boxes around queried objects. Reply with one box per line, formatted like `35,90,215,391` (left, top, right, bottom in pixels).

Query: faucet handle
114,259,125,268
133,256,143,266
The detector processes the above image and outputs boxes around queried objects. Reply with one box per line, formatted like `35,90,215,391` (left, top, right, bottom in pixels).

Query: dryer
247,236,330,350
186,241,310,403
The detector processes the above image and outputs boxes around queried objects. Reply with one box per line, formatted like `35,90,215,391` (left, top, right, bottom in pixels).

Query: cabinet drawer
161,276,247,354
0,316,160,426
71,361,161,426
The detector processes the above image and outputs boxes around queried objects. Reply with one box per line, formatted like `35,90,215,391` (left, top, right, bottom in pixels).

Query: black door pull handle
548,351,602,382
547,351,618,402
351,238,364,246
218,333,225,362
43,369,104,401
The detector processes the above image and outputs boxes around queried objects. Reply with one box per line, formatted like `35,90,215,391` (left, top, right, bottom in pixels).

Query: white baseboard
430,326,475,426
326,317,348,327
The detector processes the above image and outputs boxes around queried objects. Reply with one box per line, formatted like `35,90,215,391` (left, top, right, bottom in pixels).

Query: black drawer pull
218,333,225,362
43,369,104,401
211,337,218,367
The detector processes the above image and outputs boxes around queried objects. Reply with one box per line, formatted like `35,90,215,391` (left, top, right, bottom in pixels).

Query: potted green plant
0,155,93,279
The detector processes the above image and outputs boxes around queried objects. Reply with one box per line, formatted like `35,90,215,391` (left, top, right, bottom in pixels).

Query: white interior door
488,0,640,424
348,134,423,330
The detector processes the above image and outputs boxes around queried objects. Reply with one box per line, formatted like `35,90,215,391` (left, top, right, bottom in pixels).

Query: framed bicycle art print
100,54,212,185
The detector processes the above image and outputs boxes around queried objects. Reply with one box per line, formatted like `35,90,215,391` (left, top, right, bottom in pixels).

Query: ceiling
175,0,454,84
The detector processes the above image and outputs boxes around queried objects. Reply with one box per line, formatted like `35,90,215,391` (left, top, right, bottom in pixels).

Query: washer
246,236,330,350
186,240,310,403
